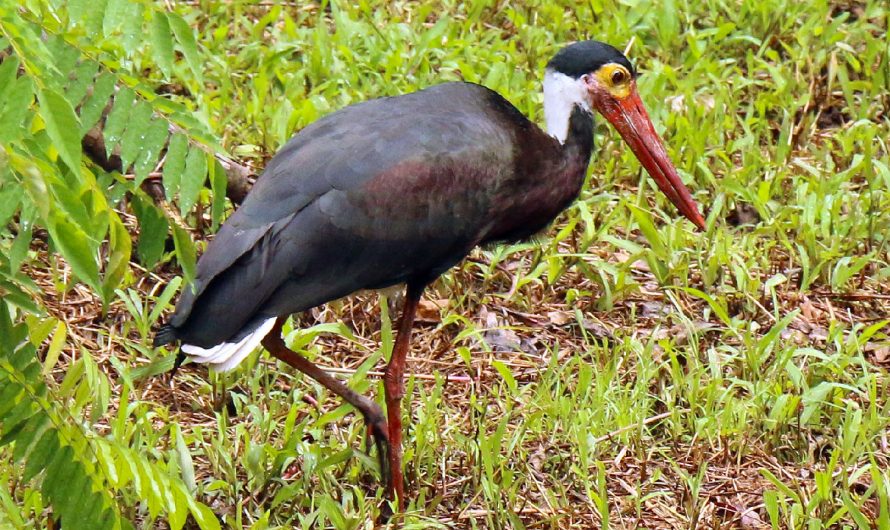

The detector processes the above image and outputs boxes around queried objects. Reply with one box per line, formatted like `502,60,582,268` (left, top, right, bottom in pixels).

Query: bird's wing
167,83,531,347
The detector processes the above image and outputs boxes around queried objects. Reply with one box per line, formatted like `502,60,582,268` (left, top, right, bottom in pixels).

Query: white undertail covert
181,317,277,372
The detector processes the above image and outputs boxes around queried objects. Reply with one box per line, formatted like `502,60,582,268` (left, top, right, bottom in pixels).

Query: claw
366,417,390,485
170,351,187,377
364,414,393,523
365,424,374,454
377,499,394,524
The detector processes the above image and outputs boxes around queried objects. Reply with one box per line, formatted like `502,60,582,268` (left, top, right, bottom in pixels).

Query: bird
153,39,706,516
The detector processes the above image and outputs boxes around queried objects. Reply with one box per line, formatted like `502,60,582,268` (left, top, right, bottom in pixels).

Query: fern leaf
80,72,116,135
103,86,136,158
119,1,144,57
179,146,208,216
9,413,49,462
163,132,188,198
66,61,101,106
21,426,55,482
150,12,175,78
134,118,169,185
36,88,83,175
102,0,129,39
119,100,153,173
0,56,19,100
0,74,34,144
131,192,169,269
167,11,203,83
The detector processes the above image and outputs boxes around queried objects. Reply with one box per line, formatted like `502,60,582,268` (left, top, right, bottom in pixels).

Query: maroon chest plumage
483,106,594,244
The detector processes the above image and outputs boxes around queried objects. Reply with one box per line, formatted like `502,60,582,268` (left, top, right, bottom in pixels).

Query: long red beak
597,83,706,230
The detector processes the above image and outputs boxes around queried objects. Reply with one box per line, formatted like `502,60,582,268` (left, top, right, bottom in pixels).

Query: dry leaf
865,342,890,365
546,310,572,326
740,506,765,529
581,319,612,338
482,327,523,352
478,307,523,352
800,297,822,322
631,259,651,272
641,301,669,318
416,298,448,323
611,249,632,263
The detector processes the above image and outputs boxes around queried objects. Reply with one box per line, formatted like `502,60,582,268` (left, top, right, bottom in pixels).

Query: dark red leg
261,318,391,490
382,283,423,513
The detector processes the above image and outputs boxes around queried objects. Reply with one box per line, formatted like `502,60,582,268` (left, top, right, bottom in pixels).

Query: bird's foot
377,500,394,524
363,413,390,479
363,410,395,523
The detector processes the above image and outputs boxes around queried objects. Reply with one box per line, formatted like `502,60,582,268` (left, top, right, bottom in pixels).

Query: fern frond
0,5,232,528
0,305,131,530
0,306,224,529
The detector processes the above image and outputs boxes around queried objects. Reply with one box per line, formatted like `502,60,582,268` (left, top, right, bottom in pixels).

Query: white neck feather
543,69,591,144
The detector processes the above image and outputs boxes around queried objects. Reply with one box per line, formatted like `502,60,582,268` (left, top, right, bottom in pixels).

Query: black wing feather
160,82,558,348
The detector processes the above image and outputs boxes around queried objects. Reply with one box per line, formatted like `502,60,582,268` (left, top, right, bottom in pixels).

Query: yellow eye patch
595,63,632,99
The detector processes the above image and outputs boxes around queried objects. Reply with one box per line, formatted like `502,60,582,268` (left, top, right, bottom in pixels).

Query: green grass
2,0,889,528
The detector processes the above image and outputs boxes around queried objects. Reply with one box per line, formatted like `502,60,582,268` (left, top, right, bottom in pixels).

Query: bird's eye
611,69,627,85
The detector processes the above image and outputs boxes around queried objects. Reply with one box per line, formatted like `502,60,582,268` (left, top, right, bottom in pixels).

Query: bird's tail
153,323,178,348
172,351,187,375
153,323,188,375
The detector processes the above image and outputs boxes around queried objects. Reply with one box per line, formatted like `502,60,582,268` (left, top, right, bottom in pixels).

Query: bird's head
544,40,706,230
